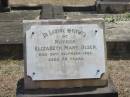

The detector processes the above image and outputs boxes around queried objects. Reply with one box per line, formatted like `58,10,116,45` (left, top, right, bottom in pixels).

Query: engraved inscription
25,22,106,80
33,28,96,63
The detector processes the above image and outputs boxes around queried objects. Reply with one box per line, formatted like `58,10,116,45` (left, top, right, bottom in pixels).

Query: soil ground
0,60,130,97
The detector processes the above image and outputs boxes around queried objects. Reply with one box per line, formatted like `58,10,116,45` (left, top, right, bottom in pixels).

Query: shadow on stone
107,42,130,60
0,44,23,60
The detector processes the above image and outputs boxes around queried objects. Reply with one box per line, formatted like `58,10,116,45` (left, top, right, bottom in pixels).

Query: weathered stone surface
24,19,106,80
40,4,65,19
10,0,96,6
0,10,40,44
0,11,129,59
23,19,108,89
0,11,130,44
105,22,130,42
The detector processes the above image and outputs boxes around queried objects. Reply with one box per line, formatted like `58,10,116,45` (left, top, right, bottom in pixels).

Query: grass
105,13,130,23
0,60,23,97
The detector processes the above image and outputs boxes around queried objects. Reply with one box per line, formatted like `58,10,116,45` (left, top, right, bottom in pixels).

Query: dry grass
10,0,96,6
108,60,130,97
0,59,130,97
0,60,23,97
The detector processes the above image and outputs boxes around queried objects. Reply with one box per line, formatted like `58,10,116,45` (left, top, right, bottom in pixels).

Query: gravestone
16,18,118,97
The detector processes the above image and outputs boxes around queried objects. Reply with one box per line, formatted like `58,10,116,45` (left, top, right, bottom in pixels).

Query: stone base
16,78,118,97
24,75,108,89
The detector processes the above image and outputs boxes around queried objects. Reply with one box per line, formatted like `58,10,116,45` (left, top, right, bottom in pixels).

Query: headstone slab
24,19,106,80
23,19,107,89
